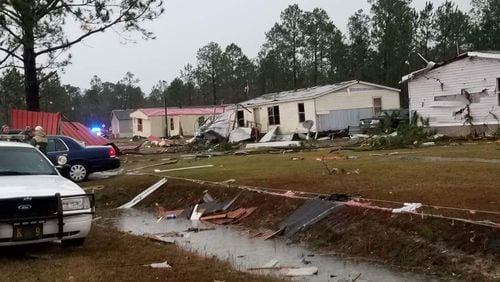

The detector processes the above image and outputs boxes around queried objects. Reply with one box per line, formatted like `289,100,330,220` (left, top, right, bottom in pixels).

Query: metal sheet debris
280,199,343,236
118,178,168,209
259,125,279,143
154,165,214,173
282,266,318,276
246,141,301,149
229,127,252,143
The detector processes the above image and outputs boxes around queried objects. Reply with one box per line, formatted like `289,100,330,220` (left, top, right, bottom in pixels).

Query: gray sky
60,0,471,93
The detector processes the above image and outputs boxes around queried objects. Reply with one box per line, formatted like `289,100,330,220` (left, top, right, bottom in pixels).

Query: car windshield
0,147,57,176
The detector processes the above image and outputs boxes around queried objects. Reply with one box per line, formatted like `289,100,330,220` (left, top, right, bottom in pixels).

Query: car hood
0,175,85,198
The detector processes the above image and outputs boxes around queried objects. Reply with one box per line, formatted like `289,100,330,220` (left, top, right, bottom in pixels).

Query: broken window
237,110,245,127
137,119,143,132
297,103,305,123
170,118,174,130
267,105,280,125
373,97,382,116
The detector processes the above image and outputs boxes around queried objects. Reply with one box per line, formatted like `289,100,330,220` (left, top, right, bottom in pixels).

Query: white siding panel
315,88,400,112
409,57,500,127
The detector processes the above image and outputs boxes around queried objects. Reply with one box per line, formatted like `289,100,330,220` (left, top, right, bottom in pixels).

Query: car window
47,138,68,152
0,147,57,176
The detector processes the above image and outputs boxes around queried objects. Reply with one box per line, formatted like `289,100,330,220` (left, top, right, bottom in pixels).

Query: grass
0,226,280,282
130,142,500,213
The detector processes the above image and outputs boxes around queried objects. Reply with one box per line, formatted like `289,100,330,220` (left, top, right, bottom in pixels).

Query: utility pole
163,92,169,138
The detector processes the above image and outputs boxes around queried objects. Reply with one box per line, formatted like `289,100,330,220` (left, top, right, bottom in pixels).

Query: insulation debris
392,203,423,214
145,261,172,268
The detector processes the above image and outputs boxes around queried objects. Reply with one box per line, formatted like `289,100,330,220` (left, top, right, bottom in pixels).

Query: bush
363,112,436,149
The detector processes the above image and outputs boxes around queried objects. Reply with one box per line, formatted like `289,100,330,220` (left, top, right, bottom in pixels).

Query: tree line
1,0,499,127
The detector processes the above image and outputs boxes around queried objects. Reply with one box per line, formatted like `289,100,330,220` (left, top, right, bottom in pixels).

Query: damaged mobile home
238,80,400,135
402,51,500,136
196,80,400,143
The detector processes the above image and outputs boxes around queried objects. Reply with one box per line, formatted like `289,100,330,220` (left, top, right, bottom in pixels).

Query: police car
0,141,94,246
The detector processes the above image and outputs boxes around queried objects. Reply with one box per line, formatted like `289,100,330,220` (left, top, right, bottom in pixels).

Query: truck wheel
68,162,88,182
62,238,86,247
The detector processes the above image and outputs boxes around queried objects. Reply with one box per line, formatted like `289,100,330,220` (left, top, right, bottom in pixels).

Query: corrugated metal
318,108,374,131
10,109,60,134
61,121,110,146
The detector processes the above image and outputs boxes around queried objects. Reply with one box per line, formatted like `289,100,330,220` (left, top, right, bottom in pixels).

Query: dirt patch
0,225,280,282
294,207,500,281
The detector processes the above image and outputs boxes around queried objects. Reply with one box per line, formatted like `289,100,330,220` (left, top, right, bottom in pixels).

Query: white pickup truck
0,141,94,246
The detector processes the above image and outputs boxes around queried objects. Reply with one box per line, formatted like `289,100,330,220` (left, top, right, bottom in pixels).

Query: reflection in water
104,209,432,282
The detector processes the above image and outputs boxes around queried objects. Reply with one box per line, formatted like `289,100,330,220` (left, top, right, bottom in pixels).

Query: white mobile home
402,51,500,136
130,107,225,138
238,80,400,134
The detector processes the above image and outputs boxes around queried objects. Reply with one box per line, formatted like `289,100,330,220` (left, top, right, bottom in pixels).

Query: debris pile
154,192,257,226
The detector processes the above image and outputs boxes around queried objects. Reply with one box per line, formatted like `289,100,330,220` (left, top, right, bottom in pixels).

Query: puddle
104,209,434,282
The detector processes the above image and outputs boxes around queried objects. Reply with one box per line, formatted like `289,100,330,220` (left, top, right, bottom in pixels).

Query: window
297,103,305,123
47,138,68,153
137,119,143,132
237,110,245,127
170,118,174,131
267,105,280,125
198,116,205,126
373,98,382,116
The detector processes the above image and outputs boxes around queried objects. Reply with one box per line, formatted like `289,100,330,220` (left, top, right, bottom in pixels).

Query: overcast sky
60,0,471,93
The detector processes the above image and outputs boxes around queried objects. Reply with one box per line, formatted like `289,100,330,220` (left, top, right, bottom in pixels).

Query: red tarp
10,109,109,146
61,121,110,146
10,109,60,135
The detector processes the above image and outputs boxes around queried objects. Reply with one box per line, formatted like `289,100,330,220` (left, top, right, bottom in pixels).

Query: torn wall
406,53,500,136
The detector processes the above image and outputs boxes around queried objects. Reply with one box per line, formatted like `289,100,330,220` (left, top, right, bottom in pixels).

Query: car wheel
61,238,86,247
68,162,88,182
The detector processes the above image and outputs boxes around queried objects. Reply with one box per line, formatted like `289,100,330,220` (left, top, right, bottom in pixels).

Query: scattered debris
291,157,304,161
421,141,436,146
229,127,252,143
145,261,172,268
190,204,205,220
143,233,176,244
201,207,257,225
82,185,105,191
126,159,178,172
154,165,214,173
118,178,168,209
280,199,342,237
185,227,216,233
246,141,301,149
282,266,318,276
392,203,423,214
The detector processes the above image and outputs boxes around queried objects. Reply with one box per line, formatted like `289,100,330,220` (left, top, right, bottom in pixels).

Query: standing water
104,209,433,282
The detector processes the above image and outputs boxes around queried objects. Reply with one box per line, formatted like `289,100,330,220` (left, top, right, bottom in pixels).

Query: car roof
0,141,33,148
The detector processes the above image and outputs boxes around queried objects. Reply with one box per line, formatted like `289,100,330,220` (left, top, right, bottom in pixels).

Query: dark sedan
46,135,120,182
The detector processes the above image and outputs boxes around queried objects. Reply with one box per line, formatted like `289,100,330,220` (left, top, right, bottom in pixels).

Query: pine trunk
23,33,40,111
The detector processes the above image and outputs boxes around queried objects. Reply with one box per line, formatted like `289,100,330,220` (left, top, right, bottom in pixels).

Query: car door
46,137,70,164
